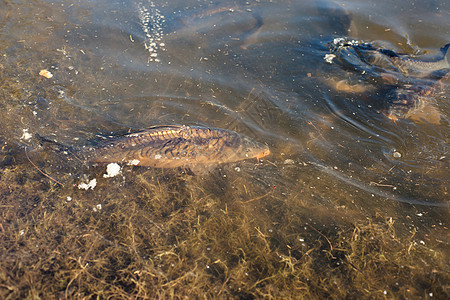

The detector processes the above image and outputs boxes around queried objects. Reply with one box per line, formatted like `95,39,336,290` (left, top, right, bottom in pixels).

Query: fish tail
35,133,74,154
441,43,450,65
34,134,88,171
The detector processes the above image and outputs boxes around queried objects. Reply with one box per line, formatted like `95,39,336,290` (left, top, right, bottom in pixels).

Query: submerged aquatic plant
0,157,447,299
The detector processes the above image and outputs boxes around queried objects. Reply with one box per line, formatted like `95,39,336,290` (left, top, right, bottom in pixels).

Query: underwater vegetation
0,148,448,299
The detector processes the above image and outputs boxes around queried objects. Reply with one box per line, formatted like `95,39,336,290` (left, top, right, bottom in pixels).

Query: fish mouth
256,148,271,160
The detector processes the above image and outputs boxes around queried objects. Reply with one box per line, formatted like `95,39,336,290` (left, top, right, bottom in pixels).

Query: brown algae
0,152,448,299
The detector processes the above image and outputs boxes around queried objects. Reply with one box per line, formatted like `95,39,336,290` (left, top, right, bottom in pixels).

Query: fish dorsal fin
143,125,185,133
130,125,187,140
379,48,399,58
146,125,184,130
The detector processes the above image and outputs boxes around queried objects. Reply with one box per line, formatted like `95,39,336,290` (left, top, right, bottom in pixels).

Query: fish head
232,135,271,162
384,87,417,120
195,130,270,165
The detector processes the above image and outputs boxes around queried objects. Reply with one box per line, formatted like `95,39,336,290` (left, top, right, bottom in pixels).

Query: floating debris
127,159,140,166
324,53,336,64
137,1,166,62
78,178,97,190
93,204,102,212
39,69,53,78
284,159,295,165
103,163,122,178
21,129,32,141
393,151,402,158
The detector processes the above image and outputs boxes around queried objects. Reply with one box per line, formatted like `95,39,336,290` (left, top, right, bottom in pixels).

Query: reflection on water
0,0,448,298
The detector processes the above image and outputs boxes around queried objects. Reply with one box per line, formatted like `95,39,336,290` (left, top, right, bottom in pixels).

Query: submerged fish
329,39,450,77
83,125,270,171
328,38,449,122
379,43,450,77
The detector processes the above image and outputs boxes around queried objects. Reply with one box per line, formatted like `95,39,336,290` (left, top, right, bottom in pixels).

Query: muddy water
0,0,448,298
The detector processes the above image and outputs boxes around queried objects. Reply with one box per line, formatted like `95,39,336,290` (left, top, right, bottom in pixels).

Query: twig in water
25,146,63,186
240,189,273,204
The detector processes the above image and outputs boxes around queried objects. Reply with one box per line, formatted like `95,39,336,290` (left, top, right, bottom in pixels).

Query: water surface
0,0,448,298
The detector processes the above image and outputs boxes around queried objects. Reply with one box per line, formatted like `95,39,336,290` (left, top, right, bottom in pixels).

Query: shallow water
1,0,448,298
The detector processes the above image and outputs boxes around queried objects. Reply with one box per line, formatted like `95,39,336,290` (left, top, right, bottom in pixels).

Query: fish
82,125,270,171
329,39,450,79
379,43,450,77
328,39,450,123
380,44,449,122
